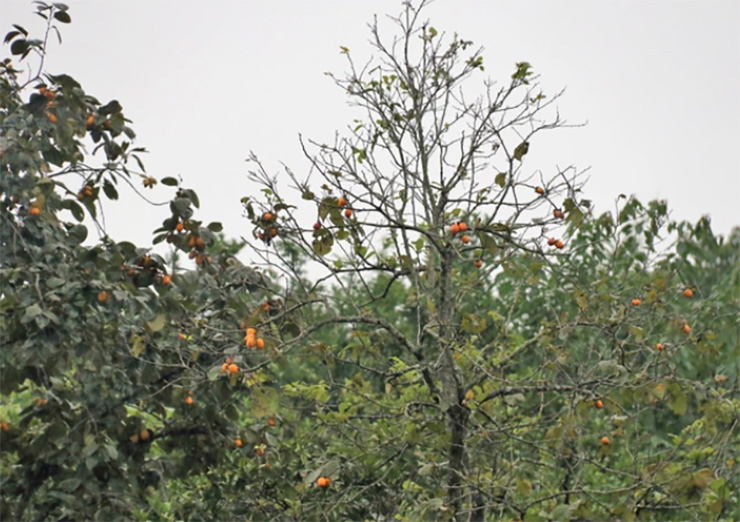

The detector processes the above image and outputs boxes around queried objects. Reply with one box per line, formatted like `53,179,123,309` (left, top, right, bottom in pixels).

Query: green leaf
131,334,145,357
693,468,713,489
461,314,488,334
68,224,87,244
494,172,507,188
4,31,20,44
207,222,223,232
668,388,688,415
550,504,572,521
313,232,334,256
53,10,71,23
23,304,43,323
103,179,118,200
99,100,122,115
146,314,166,333
42,147,64,167
160,177,178,187
207,365,222,381
185,189,200,208
479,232,499,256
513,141,529,161
10,39,29,55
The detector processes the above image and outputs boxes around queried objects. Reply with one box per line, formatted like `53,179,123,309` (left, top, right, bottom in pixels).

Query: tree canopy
1,2,738,521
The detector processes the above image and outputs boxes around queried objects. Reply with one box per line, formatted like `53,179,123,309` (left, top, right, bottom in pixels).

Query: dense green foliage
1,3,738,521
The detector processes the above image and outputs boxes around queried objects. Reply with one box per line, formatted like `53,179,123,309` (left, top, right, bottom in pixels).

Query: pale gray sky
3,0,739,246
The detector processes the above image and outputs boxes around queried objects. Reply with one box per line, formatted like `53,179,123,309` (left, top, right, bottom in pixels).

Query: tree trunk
447,402,469,520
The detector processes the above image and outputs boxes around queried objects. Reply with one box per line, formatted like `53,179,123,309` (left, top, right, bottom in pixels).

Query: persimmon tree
239,2,739,521
0,4,279,520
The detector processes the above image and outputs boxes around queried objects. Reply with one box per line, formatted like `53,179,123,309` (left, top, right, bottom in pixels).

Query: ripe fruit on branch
97,290,108,303
235,439,243,448
631,298,641,307
535,186,545,195
317,476,331,488
547,237,556,246
681,323,691,334
474,260,483,268
683,288,693,298
29,207,40,216
161,275,171,285
555,240,564,249
655,343,664,351
600,436,610,445
344,208,353,218
337,197,348,208
450,223,460,235
228,363,239,374
461,235,470,244
313,222,321,230
185,396,193,405
256,338,265,350
594,400,603,409
553,209,563,219
263,212,273,221
458,222,468,232
267,418,276,427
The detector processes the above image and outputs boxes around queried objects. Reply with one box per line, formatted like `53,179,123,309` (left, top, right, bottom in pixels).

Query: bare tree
244,2,586,519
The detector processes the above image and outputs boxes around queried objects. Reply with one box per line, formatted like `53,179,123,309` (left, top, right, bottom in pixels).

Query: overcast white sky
3,0,739,246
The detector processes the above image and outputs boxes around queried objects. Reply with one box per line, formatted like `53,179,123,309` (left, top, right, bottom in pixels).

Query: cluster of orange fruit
77,184,94,201
184,390,194,405
130,429,150,444
257,212,279,243
244,327,266,350
234,439,271,459
121,254,172,285
39,86,58,122
184,231,211,266
449,221,471,245
546,237,565,250
221,357,240,375
338,196,353,218
84,110,111,131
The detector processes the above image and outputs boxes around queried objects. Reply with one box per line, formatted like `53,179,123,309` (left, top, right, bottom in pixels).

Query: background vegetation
1,3,737,521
